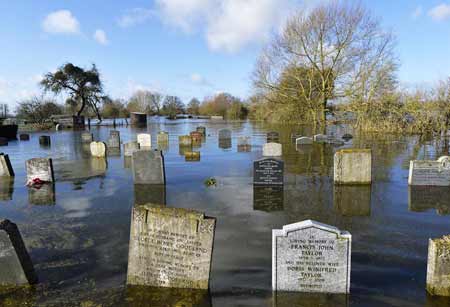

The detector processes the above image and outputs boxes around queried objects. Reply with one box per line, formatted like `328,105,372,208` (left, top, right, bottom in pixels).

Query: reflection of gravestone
107,147,121,157
19,134,30,141
427,235,450,296
408,156,450,186
29,183,55,206
157,131,169,144
127,205,216,289
89,157,107,174
254,158,284,186
124,141,140,157
81,132,93,143
108,130,121,148
267,131,279,143
137,133,151,148
126,286,211,307
179,145,193,156
237,136,251,152
333,185,371,216
39,135,51,147
134,185,166,206
124,156,132,169
90,141,107,158
272,220,351,293
274,292,348,306
196,126,206,136
334,149,371,184
218,138,231,149
132,150,165,185
0,153,14,177
408,186,450,215
263,142,282,157
185,151,200,162
296,137,313,145
26,158,54,182
253,186,283,212
0,177,14,200
0,219,38,285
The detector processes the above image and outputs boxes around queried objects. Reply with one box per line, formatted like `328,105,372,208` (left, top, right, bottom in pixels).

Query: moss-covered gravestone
127,205,216,289
0,220,37,285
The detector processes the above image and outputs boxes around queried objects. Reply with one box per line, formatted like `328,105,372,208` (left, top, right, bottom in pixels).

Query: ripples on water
1,119,450,306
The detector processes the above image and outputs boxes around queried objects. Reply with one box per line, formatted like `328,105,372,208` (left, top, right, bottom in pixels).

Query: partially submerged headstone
0,219,38,285
0,153,14,177
196,126,206,136
127,205,216,289
272,220,351,293
29,183,55,206
334,149,372,185
296,137,313,145
39,135,51,147
137,133,152,148
26,158,54,183
190,131,203,143
263,142,282,157
408,156,450,186
253,186,283,212
185,151,200,162
124,141,140,157
267,132,280,143
81,132,93,143
157,131,169,144
108,130,121,148
254,158,284,186
218,129,231,140
19,134,30,141
427,235,450,296
132,150,165,185
90,141,107,158
237,136,251,152
179,135,193,146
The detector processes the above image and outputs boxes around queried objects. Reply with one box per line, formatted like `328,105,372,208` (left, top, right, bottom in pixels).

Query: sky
0,0,450,110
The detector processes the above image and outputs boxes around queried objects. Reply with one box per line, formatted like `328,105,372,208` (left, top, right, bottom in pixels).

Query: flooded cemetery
0,118,450,306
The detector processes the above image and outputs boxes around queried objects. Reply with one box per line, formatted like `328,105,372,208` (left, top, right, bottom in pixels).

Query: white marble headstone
409,156,450,186
90,142,107,158
263,142,282,157
137,133,151,148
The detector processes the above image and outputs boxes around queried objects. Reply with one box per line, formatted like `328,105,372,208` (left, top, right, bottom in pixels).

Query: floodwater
1,119,450,306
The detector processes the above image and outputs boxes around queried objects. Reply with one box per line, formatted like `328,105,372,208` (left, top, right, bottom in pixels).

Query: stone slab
408,158,450,186
127,205,216,289
179,135,192,146
0,219,37,285
157,132,169,144
254,158,284,186
81,132,93,143
108,130,121,148
334,149,371,185
26,158,54,183
132,150,165,185
263,142,282,157
272,220,351,293
427,235,450,296
137,134,152,148
0,153,14,177
185,151,200,161
90,141,107,158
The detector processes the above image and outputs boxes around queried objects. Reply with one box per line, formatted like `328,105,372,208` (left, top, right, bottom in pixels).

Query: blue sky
0,0,450,110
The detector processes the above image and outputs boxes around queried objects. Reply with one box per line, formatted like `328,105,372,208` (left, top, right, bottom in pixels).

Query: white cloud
155,0,292,52
42,10,80,34
118,8,154,28
428,3,450,21
412,6,423,19
93,29,109,45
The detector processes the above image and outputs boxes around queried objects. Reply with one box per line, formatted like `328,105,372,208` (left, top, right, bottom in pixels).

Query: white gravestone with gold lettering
272,220,351,293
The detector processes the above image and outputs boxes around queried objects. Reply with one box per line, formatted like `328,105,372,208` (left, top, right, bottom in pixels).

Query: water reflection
218,139,231,150
334,185,371,217
124,156,132,169
409,186,450,215
179,145,193,156
134,184,166,206
108,147,121,157
273,292,348,307
0,177,14,201
253,186,284,212
126,286,211,307
28,183,55,206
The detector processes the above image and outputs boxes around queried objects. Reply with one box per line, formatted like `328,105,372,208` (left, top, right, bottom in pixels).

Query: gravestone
196,126,206,136
108,130,121,148
29,183,55,206
409,186,450,215
0,177,14,201
408,156,450,186
267,131,280,143
237,136,251,152
179,135,192,146
26,158,54,182
185,151,200,162
124,141,140,157
132,150,165,185
0,153,14,177
39,135,51,146
263,142,282,157
81,132,93,143
253,186,283,212
334,149,372,184
272,220,351,293
427,235,450,296
218,129,231,140
127,205,216,289
190,131,203,142
90,141,107,158
334,185,371,217
157,131,169,144
254,158,284,186
137,133,152,148
19,134,30,141
218,138,231,149
313,134,328,143
0,219,38,285
296,137,313,145
134,185,166,206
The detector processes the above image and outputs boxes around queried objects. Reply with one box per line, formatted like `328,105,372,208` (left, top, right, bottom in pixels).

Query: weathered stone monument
185,151,200,161
108,130,121,148
272,220,351,293
19,134,30,141
132,150,165,185
81,132,93,143
157,131,169,144
127,205,216,289
179,135,193,146
263,142,282,157
0,153,14,177
267,131,280,143
427,235,450,296
237,136,251,152
0,219,38,285
124,141,140,157
39,135,51,146
296,137,313,145
137,133,152,148
190,131,203,143
26,158,54,183
196,126,206,136
408,156,450,186
90,141,107,158
254,158,284,186
253,186,283,212
334,149,372,184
